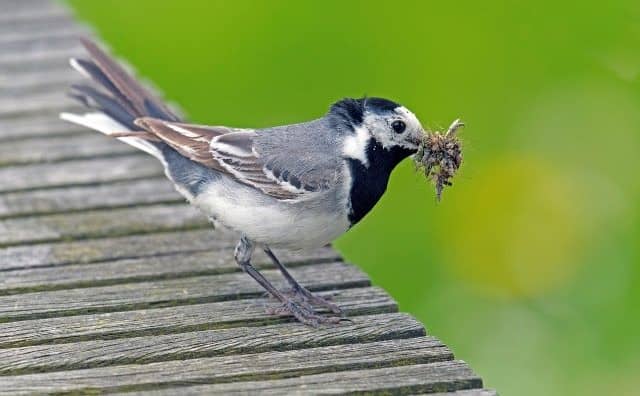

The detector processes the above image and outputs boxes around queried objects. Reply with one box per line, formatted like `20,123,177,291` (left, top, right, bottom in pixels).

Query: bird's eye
391,120,406,134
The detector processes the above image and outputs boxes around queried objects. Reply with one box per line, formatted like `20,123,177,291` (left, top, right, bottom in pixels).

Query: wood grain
0,287,393,348
0,12,73,36
0,47,80,74
0,245,340,293
0,261,369,321
0,337,448,394
0,178,181,219
0,90,80,119
0,154,162,193
0,29,79,57
0,313,424,375
1,69,81,95
0,229,235,271
0,0,66,19
0,26,85,47
121,360,481,396
425,390,499,396
0,115,86,141
0,203,209,247
0,134,136,167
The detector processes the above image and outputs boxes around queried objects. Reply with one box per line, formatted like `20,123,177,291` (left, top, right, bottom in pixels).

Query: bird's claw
282,287,344,315
266,300,345,327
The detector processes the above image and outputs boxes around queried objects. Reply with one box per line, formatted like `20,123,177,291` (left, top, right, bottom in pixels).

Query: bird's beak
408,128,425,148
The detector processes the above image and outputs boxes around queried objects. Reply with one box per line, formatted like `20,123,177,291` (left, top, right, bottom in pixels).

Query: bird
61,38,428,326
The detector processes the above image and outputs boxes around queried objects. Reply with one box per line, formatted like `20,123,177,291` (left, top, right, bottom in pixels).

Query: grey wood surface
0,337,451,394
0,12,73,36
0,0,495,394
0,25,85,46
0,313,424,375
0,261,369,321
0,30,79,55
0,133,136,166
123,361,482,395
0,46,81,74
0,229,232,270
0,203,209,247
0,115,86,141
0,90,80,118
0,178,181,218
0,287,394,348
0,0,64,18
0,246,340,293
0,155,162,193
2,70,81,95
426,391,499,396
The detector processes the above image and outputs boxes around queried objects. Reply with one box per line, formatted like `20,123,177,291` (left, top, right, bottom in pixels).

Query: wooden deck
0,1,495,394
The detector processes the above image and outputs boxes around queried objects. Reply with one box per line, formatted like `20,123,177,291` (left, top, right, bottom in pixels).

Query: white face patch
341,125,371,167
395,106,422,132
364,106,423,151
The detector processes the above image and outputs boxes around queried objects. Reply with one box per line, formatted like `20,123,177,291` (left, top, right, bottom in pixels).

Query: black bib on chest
347,140,415,225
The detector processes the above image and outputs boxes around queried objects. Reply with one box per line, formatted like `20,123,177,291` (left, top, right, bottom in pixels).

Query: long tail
60,38,179,160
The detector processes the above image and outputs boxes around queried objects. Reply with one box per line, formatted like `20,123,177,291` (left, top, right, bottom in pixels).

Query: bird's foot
266,299,345,327
283,286,343,315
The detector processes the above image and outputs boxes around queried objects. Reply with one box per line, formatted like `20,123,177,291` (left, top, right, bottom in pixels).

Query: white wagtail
61,39,429,326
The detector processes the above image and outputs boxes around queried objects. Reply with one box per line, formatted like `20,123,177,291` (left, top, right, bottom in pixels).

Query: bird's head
329,97,425,156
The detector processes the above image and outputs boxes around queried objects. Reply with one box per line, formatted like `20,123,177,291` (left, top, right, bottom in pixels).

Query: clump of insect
414,119,464,201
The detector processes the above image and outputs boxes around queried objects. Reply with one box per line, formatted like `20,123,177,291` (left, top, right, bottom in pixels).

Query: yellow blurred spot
440,156,586,298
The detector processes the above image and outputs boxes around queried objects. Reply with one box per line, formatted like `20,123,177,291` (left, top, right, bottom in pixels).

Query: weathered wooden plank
0,47,80,74
0,229,236,271
424,390,499,396
0,133,136,167
0,114,85,141
0,0,65,18
0,80,179,124
0,178,181,219
0,12,74,36
0,154,162,193
120,361,481,395
0,312,423,375
0,337,446,394
0,29,80,55
0,203,208,247
0,26,86,47
0,261,369,321
0,90,80,119
0,69,81,96
0,69,169,122
0,287,391,348
0,246,340,294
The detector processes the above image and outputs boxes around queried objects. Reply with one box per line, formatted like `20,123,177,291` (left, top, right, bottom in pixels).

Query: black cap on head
329,97,401,129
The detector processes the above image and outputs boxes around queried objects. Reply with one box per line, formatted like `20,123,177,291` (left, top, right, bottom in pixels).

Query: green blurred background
64,1,640,394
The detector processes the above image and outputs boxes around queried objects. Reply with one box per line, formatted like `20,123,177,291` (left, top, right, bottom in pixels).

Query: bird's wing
132,117,338,200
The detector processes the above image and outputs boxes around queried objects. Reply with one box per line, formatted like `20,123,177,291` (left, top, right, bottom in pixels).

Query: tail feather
61,38,181,161
69,83,136,129
70,58,125,110
60,111,164,160
76,38,179,122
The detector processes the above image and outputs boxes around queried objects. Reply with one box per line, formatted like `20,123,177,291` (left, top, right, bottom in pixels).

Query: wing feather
131,118,322,200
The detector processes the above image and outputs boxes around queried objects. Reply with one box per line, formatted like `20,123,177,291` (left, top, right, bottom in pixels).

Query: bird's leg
264,247,343,315
234,236,340,326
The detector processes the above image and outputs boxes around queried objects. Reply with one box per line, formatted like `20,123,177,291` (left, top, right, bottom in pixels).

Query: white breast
192,175,350,249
